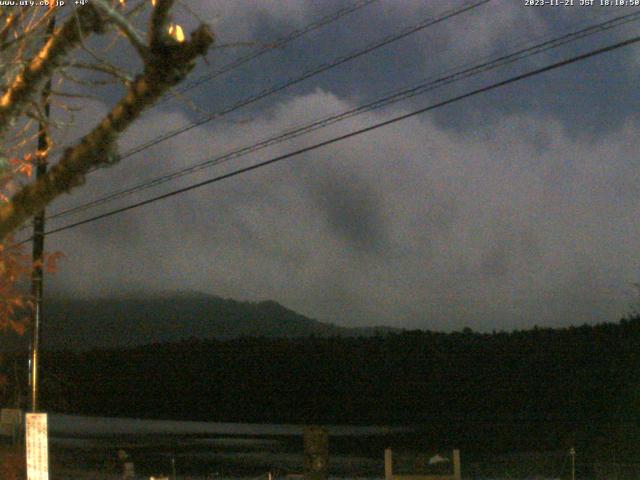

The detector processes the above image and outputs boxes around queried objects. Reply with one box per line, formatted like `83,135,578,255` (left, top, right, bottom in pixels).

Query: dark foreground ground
4,429,614,480
3,412,638,479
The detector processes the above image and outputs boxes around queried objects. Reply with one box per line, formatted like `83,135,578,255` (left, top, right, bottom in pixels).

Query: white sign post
25,413,49,480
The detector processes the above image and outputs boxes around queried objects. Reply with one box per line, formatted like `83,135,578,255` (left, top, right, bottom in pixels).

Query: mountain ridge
23,292,401,351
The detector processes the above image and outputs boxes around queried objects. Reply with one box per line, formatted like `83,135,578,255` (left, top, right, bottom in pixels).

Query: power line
49,9,633,219
17,31,640,245
112,0,492,163
48,0,380,158
171,0,380,98
45,9,640,222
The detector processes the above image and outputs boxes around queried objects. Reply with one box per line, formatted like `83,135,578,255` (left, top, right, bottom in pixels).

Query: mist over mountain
29,292,399,351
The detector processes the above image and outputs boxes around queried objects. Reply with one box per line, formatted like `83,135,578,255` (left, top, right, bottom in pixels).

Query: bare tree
0,1,213,331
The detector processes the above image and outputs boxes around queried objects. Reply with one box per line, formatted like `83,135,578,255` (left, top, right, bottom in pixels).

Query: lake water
43,415,574,480
47,414,402,479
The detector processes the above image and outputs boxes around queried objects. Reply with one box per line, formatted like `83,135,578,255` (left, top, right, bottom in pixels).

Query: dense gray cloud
45,89,640,331
33,0,640,332
305,164,388,253
176,0,640,136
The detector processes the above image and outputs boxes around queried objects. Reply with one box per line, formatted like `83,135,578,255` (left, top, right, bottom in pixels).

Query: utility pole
29,9,55,413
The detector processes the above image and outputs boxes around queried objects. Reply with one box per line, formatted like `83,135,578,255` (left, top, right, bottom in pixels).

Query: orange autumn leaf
9,319,26,336
17,163,33,177
0,237,34,334
45,251,65,273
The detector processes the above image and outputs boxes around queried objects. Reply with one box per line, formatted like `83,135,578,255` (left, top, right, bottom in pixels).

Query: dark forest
3,315,639,462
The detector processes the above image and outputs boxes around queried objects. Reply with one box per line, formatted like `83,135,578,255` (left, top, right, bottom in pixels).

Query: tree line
3,315,639,460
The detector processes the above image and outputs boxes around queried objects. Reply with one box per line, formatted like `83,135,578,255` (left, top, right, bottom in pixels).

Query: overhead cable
114,0,492,162
15,31,640,245
46,9,640,222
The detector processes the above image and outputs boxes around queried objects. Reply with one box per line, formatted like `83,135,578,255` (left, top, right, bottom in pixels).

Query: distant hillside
25,292,400,350
23,316,640,461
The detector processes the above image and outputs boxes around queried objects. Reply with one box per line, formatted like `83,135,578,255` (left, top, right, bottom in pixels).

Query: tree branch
150,0,175,48
91,0,149,61
0,11,23,49
0,24,214,241
0,6,104,139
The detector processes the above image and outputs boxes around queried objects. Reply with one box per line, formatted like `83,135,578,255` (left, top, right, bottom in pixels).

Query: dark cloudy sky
39,0,640,331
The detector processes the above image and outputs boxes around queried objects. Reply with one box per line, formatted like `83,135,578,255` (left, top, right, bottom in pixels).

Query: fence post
304,426,328,480
118,449,135,480
385,448,393,480
453,449,461,480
